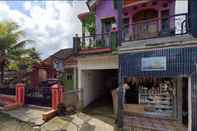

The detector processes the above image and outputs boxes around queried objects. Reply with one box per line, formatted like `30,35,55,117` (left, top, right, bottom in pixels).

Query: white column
73,67,77,89
188,77,192,131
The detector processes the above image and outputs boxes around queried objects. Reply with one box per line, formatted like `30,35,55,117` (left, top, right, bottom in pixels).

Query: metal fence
79,33,112,50
0,87,16,95
25,87,52,107
122,13,189,42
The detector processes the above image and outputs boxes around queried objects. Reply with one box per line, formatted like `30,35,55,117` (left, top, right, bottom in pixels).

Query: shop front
124,77,183,119
120,46,197,130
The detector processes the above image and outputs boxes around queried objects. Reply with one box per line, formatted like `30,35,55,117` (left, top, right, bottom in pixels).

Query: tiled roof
51,48,73,60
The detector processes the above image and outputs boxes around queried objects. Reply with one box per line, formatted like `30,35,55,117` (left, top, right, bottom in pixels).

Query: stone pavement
0,112,33,131
41,113,116,131
2,106,50,126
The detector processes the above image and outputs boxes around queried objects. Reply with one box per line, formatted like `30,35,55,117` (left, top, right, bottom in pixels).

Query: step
26,104,51,112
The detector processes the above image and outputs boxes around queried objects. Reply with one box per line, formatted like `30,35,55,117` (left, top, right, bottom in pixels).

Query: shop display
126,77,176,116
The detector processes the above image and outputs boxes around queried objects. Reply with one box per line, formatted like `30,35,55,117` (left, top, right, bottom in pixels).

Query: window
65,72,73,80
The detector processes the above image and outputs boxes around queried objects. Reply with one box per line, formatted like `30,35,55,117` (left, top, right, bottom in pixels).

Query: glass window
65,72,73,80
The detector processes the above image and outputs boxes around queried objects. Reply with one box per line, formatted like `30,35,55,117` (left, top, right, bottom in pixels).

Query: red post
16,83,25,106
51,84,64,110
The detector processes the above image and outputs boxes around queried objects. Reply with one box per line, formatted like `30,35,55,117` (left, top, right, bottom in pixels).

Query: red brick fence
0,83,64,121
0,83,25,111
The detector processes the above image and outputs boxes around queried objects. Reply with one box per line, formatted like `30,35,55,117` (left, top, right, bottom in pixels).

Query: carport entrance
81,69,118,119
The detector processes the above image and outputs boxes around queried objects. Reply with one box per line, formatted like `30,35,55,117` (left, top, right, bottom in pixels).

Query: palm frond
11,39,34,49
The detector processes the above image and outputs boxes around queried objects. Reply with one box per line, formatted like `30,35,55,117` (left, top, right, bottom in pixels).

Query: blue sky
0,0,187,59
7,1,46,16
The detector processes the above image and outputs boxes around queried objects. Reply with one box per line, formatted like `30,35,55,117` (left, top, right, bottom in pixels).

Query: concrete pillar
73,67,77,89
16,83,25,106
78,69,83,108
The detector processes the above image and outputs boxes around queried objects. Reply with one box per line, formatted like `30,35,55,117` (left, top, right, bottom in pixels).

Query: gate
25,87,52,107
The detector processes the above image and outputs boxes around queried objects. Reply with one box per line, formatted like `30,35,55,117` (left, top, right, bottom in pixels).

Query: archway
132,9,159,40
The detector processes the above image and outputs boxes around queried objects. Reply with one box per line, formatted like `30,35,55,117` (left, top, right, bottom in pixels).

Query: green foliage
83,12,96,34
0,20,40,84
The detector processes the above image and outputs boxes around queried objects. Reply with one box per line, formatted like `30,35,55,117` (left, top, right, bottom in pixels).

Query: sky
0,0,188,59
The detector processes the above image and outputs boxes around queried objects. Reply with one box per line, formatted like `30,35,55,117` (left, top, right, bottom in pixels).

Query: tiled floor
124,115,188,131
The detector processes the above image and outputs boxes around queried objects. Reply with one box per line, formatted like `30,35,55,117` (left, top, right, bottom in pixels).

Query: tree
83,12,96,35
0,21,39,85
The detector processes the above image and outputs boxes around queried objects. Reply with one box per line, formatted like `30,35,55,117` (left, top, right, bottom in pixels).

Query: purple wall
96,0,118,34
95,0,175,34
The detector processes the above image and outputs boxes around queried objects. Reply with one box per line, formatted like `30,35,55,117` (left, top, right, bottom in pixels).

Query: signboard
141,56,166,71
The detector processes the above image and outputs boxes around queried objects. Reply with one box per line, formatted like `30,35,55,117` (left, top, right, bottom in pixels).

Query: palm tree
0,21,37,85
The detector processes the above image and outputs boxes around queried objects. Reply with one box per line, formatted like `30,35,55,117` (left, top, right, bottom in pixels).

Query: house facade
117,0,196,130
75,0,197,130
31,48,77,90
75,0,120,108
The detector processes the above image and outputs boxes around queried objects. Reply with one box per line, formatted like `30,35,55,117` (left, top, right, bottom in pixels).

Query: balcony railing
73,32,117,54
122,13,189,42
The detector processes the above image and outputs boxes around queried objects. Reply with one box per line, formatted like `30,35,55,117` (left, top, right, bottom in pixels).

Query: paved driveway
41,113,116,131
1,107,117,131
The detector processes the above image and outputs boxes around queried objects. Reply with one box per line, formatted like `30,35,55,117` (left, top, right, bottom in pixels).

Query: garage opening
81,69,118,119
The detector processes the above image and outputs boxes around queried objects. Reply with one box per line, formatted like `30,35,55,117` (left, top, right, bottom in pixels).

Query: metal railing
0,87,16,95
79,33,112,50
25,87,52,107
122,13,189,42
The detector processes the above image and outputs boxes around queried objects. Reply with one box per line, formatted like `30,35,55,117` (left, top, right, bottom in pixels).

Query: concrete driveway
41,113,116,131
1,106,117,131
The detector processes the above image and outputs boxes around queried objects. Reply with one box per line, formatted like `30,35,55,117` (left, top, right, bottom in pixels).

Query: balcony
73,32,117,55
122,13,189,42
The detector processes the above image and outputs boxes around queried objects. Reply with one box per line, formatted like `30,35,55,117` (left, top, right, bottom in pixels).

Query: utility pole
116,0,124,129
188,0,197,37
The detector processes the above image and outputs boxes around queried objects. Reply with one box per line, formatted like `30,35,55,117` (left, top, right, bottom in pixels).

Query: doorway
101,17,115,48
182,77,188,126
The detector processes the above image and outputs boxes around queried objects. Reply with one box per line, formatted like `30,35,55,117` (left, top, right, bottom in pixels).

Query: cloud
176,0,188,14
0,1,88,59
24,1,32,11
